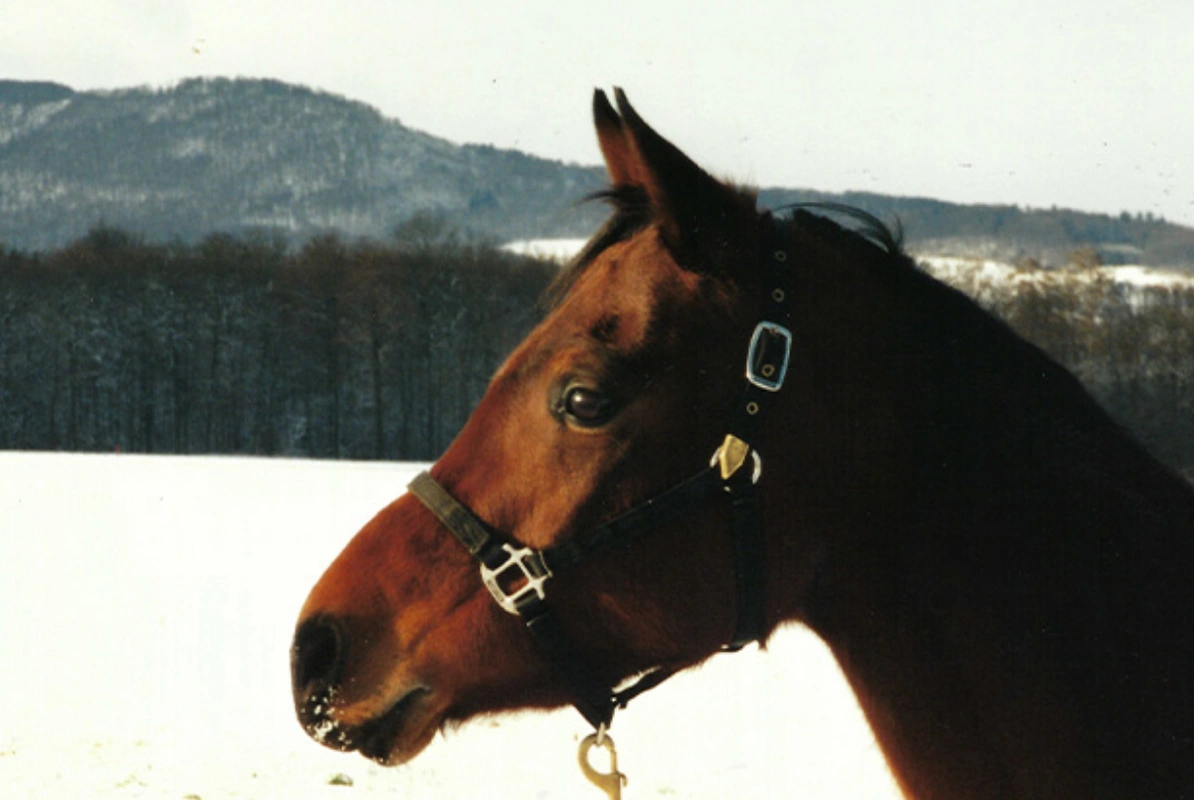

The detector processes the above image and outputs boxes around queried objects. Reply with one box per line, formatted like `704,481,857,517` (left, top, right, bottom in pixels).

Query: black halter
408,221,793,730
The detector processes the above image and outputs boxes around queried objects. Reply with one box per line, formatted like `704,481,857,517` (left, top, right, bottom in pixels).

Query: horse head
292,89,1194,800
289,89,857,764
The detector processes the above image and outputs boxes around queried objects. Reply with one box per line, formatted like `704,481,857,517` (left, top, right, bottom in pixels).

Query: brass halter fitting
712,434,763,483
578,728,627,800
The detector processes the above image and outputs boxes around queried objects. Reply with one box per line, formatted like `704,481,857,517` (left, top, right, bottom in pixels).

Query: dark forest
0,225,555,460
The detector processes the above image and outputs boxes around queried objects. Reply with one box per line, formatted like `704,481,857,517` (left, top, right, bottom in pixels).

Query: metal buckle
711,434,763,483
480,544,552,615
745,321,792,392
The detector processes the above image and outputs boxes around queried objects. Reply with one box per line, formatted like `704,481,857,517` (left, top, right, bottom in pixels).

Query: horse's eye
563,386,613,426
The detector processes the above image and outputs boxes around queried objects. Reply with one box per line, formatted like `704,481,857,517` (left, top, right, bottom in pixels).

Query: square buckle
745,321,792,392
480,544,552,615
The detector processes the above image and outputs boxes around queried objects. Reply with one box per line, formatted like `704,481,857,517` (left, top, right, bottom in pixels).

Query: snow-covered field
0,452,900,799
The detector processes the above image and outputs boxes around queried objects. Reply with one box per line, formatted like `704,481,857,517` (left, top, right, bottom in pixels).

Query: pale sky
3,0,1192,225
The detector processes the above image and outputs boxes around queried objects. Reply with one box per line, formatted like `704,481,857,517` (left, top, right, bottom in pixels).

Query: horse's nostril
292,615,345,692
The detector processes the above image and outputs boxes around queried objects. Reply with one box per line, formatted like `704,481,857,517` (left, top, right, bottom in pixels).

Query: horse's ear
593,88,756,273
593,89,638,187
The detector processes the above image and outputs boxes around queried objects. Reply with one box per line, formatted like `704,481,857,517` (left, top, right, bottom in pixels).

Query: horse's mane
553,192,1086,436
549,190,910,308
546,186,653,307
784,199,1194,653
551,191,1181,502
778,202,905,257
792,203,1194,520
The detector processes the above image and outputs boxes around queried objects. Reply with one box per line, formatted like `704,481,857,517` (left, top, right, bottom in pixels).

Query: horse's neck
810,558,1100,800
795,447,1194,800
761,278,1194,797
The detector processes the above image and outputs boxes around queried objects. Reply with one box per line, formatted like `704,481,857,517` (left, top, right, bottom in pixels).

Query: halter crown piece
408,217,793,733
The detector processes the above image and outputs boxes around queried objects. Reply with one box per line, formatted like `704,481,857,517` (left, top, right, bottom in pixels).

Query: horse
291,89,1194,799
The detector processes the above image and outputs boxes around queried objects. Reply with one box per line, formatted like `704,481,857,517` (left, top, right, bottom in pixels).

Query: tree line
0,225,556,460
1,227,1191,474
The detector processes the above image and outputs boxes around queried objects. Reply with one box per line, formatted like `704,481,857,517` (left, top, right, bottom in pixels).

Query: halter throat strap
407,220,793,729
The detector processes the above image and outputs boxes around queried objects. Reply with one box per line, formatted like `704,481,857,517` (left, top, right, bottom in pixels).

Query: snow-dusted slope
0,452,899,798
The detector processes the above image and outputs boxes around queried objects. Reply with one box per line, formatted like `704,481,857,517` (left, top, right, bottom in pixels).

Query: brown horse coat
293,90,1194,799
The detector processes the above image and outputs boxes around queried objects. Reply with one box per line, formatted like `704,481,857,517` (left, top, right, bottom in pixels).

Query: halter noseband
408,220,793,731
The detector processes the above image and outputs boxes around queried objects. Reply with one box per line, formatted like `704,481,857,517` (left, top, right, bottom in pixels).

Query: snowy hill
3,77,1193,266
0,78,608,249
0,452,899,798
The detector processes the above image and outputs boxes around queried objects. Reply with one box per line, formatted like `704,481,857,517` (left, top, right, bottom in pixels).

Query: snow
501,238,588,263
919,255,1194,291
1095,264,1194,289
917,255,1019,285
0,98,72,146
0,452,900,798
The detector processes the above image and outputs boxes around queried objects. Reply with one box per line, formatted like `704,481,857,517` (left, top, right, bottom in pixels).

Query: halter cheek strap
409,466,732,728
407,221,793,730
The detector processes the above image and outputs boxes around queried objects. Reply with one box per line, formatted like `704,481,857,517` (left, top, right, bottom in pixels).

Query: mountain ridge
0,77,609,250
1,77,1192,268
